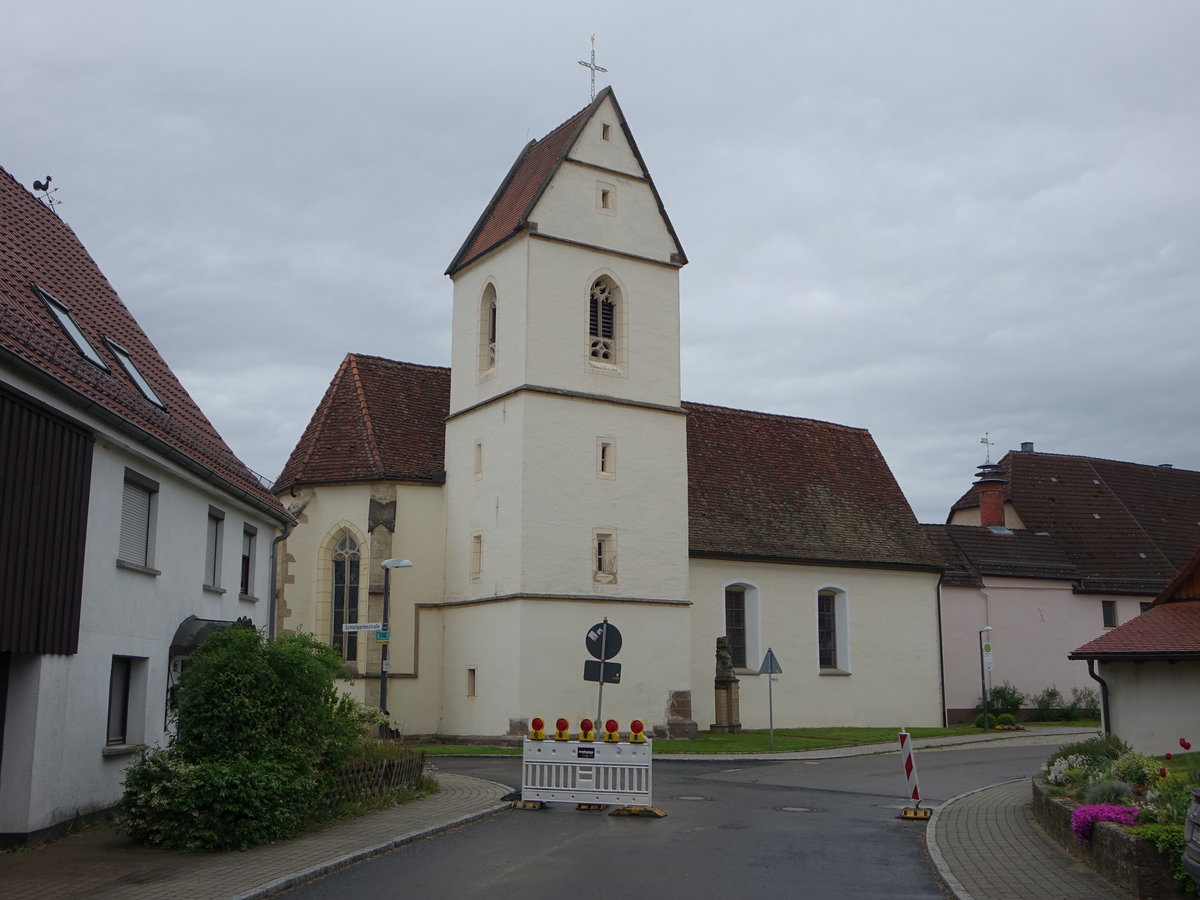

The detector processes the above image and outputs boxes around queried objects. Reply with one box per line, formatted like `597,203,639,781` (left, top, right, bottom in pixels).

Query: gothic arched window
588,277,618,363
331,534,360,662
478,283,497,375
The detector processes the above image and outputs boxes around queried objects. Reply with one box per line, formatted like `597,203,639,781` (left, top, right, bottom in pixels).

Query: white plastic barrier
521,739,653,806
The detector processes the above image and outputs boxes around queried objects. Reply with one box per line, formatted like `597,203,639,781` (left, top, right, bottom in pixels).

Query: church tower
440,89,693,735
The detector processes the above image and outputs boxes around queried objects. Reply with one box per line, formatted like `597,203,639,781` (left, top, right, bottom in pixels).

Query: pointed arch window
478,283,497,375
588,277,618,364
331,534,361,661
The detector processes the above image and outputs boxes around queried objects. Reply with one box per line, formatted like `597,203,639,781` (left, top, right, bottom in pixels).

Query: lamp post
978,626,993,730
379,558,413,721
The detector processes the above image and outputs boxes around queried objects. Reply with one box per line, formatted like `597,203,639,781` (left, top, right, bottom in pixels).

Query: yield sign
758,648,783,675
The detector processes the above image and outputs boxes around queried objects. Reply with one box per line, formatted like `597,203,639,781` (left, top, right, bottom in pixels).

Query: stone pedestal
711,678,742,734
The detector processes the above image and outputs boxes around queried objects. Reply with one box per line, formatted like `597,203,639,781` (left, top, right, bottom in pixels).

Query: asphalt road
281,744,1060,900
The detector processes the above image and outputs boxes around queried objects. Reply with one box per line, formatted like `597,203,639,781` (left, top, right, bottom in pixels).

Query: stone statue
715,636,736,680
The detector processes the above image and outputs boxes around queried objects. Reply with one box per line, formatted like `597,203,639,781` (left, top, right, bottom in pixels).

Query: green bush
1065,686,1100,720
117,628,364,850
977,681,1024,716
1110,752,1161,786
1129,824,1192,893
1045,734,1130,771
1031,686,1065,721
996,713,1016,726
1082,778,1134,805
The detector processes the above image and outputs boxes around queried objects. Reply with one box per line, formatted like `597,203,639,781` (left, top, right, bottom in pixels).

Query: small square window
601,123,612,142
593,531,617,584
596,182,616,216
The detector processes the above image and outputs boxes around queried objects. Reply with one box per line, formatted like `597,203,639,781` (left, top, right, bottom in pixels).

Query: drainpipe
935,572,948,727
1085,658,1111,735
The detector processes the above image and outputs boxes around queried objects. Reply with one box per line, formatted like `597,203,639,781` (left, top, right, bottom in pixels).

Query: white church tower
440,88,694,736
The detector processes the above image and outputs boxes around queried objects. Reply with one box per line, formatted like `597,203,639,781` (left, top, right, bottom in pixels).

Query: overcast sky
5,1,1198,523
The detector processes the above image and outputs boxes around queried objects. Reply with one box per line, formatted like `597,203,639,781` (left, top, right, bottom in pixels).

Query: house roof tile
921,524,1079,587
684,402,941,569
1070,599,1200,659
274,354,450,491
950,450,1200,594
0,166,287,520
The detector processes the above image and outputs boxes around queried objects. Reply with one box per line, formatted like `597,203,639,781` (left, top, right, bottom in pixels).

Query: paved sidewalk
0,773,510,900
927,778,1130,900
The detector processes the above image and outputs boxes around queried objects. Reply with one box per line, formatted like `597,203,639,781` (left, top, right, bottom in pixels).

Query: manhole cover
673,795,711,801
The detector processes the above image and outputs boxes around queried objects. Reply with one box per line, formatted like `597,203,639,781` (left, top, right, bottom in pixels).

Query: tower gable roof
0,166,287,520
445,87,686,276
950,450,1200,593
274,354,449,491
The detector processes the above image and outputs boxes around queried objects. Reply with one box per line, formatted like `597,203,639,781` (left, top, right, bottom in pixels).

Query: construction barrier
522,738,653,806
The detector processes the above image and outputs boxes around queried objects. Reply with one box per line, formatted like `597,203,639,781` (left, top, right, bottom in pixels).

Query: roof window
105,338,165,407
33,285,107,369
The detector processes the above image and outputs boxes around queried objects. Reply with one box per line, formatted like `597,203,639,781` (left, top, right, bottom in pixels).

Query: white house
929,449,1200,721
0,166,291,844
273,89,946,740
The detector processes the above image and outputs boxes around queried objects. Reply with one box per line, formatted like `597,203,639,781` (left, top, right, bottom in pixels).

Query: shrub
1110,752,1161,787
1064,686,1100,720
1083,778,1135,805
996,713,1016,726
1139,776,1195,825
1129,824,1191,893
1045,734,1130,771
1031,686,1065,721
117,628,364,850
1044,753,1091,786
981,681,1025,716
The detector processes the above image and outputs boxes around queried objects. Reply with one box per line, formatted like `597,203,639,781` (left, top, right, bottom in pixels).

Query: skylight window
33,285,107,369
105,338,165,407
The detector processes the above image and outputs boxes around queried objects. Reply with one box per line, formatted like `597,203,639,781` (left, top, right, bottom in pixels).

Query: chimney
1020,442,1034,453
973,461,1008,528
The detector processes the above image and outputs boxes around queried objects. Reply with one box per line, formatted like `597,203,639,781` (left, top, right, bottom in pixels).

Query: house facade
1070,545,1200,754
273,89,946,740
0,167,290,844
930,449,1200,721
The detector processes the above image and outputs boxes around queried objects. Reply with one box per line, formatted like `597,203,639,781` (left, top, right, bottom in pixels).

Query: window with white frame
817,587,850,672
723,582,760,670
593,530,617,584
118,469,158,570
331,533,360,662
478,283,497,376
240,525,257,598
588,277,619,365
204,506,224,589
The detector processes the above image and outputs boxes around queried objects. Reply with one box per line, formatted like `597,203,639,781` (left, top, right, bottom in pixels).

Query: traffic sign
584,660,622,683
341,622,383,632
375,631,390,643
586,622,622,660
982,641,993,672
758,648,783,675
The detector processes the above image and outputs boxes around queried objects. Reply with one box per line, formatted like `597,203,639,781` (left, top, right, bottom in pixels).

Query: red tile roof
277,361,940,569
684,402,941,569
445,87,686,276
950,450,1200,594
922,524,1078,587
0,166,287,520
274,354,450,490
1070,600,1200,659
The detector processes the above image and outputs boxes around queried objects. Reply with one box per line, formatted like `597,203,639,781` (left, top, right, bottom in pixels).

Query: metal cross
980,432,995,463
578,34,607,101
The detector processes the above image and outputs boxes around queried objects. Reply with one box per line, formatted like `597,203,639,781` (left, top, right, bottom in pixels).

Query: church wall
689,559,944,729
940,577,1140,719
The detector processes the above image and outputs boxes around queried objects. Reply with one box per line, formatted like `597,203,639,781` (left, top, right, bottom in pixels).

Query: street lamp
978,626,993,730
379,558,413,721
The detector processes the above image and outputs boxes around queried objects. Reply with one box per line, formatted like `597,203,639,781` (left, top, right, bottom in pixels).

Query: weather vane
578,34,607,101
980,432,995,463
32,175,61,214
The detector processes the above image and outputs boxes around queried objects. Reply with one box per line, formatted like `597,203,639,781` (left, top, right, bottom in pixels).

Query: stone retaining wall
1031,778,1190,899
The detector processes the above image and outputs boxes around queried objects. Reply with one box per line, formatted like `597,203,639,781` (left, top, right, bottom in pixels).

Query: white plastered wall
1099,660,1200,755
689,559,944,729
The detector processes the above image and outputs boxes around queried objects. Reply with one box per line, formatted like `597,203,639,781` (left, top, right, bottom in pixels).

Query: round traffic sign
585,622,622,660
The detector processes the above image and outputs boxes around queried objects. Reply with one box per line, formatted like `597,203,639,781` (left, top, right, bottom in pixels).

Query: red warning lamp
629,718,646,743
604,718,620,742
529,717,546,741
579,718,596,741
554,717,571,741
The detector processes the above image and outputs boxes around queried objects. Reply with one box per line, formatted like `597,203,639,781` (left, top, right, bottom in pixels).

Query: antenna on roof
980,431,995,463
32,175,61,214
578,34,608,101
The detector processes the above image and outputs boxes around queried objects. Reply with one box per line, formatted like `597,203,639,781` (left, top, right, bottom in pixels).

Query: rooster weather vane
32,175,61,214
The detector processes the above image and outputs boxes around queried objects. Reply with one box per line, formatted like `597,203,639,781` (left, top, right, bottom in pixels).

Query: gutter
1084,658,1111,736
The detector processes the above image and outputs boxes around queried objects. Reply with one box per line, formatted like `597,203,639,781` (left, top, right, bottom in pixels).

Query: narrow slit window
593,531,617,584
470,533,483,581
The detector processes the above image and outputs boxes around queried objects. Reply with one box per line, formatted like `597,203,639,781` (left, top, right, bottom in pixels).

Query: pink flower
1182,738,1193,751
1159,767,1167,778
1070,805,1140,844
1166,753,1173,760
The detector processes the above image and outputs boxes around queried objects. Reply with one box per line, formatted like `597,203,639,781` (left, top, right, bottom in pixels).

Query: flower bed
1032,779,1192,899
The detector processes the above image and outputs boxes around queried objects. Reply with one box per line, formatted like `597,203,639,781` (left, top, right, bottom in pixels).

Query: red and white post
897,729,929,818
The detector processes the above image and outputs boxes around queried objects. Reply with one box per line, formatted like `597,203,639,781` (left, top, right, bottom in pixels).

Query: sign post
584,619,622,725
758,648,783,749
